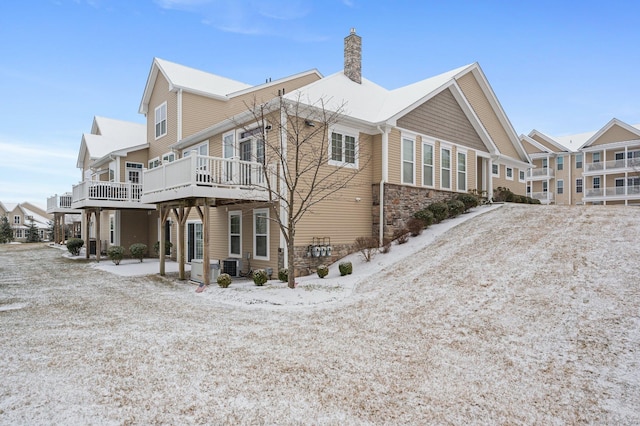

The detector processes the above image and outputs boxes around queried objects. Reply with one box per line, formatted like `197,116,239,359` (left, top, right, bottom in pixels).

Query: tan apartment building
1,201,52,242
522,118,640,205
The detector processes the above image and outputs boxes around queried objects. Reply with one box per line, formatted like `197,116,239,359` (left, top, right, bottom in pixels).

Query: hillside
1,203,639,424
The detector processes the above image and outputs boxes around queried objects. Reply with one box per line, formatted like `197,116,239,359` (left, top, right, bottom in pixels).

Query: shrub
455,193,479,211
447,200,465,217
354,236,379,262
129,243,148,262
253,269,268,286
414,209,434,228
494,186,515,202
394,228,409,244
380,237,392,254
107,245,125,265
407,217,424,236
66,238,84,256
427,202,449,223
278,268,288,282
217,273,232,288
339,261,353,276
153,240,173,256
317,265,329,278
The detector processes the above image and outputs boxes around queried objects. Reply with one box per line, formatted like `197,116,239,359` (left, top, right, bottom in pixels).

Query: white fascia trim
580,139,640,152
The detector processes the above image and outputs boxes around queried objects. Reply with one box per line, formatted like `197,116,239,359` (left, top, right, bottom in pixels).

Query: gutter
376,124,390,244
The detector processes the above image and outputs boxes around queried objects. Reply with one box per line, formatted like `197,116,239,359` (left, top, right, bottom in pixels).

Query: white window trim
155,102,167,139
440,146,452,190
422,141,435,188
593,176,601,189
161,152,175,163
253,208,269,261
557,156,564,171
182,141,209,158
576,178,583,193
228,211,242,258
506,166,514,181
223,130,235,159
328,126,359,169
14,215,20,224
109,214,115,245
557,179,564,195
148,157,160,169
519,170,525,183
457,150,467,192
492,163,500,177
401,134,415,185
575,153,583,169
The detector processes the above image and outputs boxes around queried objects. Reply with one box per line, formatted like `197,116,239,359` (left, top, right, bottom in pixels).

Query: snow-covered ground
1,203,639,424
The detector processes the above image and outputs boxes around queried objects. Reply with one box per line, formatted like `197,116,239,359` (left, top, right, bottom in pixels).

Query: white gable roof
551,120,640,151
77,116,147,168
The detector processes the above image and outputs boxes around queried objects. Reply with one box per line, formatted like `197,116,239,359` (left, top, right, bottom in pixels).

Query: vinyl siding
589,125,640,146
456,72,521,159
147,73,177,161
397,88,488,153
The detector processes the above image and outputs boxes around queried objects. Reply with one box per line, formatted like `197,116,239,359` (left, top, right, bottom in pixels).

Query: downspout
280,101,288,268
377,125,389,244
177,89,183,143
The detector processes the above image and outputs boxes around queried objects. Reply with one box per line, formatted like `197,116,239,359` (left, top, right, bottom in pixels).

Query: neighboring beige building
522,118,640,205
47,30,533,282
1,201,52,242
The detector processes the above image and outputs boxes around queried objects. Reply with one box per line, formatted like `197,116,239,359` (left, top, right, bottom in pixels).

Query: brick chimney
344,28,361,84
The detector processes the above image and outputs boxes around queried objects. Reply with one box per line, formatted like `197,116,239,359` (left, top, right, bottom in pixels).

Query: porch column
173,205,192,280
85,210,91,259
60,213,66,243
487,158,494,201
195,201,211,286
159,205,170,276
95,209,101,263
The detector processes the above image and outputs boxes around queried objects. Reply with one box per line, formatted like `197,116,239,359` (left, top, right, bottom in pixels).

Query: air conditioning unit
222,258,242,277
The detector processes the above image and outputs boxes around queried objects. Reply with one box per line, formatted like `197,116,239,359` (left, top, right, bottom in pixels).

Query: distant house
522,118,640,205
1,201,52,242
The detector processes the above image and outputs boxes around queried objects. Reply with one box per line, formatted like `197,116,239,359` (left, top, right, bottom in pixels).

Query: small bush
153,240,173,256
66,238,84,256
253,269,268,286
129,243,147,263
339,261,353,276
394,228,409,244
107,245,125,265
447,200,465,217
317,265,329,278
217,273,232,288
407,217,424,236
278,268,288,282
427,202,449,223
354,236,379,262
414,209,434,228
455,193,479,211
380,237,392,254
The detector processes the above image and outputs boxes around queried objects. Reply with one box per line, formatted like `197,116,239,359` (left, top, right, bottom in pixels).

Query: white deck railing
531,191,555,202
527,168,554,178
47,193,74,210
72,181,143,203
585,158,640,173
584,185,640,198
143,155,266,195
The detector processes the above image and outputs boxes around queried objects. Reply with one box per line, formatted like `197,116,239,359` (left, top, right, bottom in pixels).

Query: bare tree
241,94,369,288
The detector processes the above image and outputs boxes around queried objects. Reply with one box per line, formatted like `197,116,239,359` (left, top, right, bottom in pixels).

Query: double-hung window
506,167,513,180
575,154,583,169
557,156,564,170
457,151,466,191
229,211,241,257
492,163,499,177
13,215,20,225
441,147,451,189
155,102,167,139
253,208,269,260
593,177,601,189
576,178,583,193
330,129,357,167
557,180,564,194
401,136,415,185
422,142,434,187
519,170,525,182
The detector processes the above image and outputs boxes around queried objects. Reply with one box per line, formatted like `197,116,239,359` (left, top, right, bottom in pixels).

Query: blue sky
1,0,638,206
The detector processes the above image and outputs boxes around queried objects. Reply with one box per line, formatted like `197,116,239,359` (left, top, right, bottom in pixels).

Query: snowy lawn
0,203,639,424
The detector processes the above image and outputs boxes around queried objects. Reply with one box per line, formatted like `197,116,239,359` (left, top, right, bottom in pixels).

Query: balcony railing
585,158,640,173
530,191,555,202
584,185,640,199
73,181,143,203
143,155,267,199
527,168,554,178
47,193,74,210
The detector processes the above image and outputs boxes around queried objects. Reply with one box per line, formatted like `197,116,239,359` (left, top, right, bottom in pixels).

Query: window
576,178,583,193
526,185,531,193
593,177,600,189
155,102,167,138
161,153,175,163
506,167,513,180
126,162,143,184
557,180,564,195
422,143,434,187
519,170,525,182
441,147,451,189
492,163,499,176
576,154,583,169
401,136,414,185
557,156,564,170
223,131,235,159
592,152,601,163
542,181,548,193
229,211,241,257
253,208,269,260
109,214,115,245
330,130,357,167
183,142,208,158
457,151,466,191
13,215,20,224
615,178,625,195
148,157,161,169
15,229,23,238
109,167,115,182
542,158,548,169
